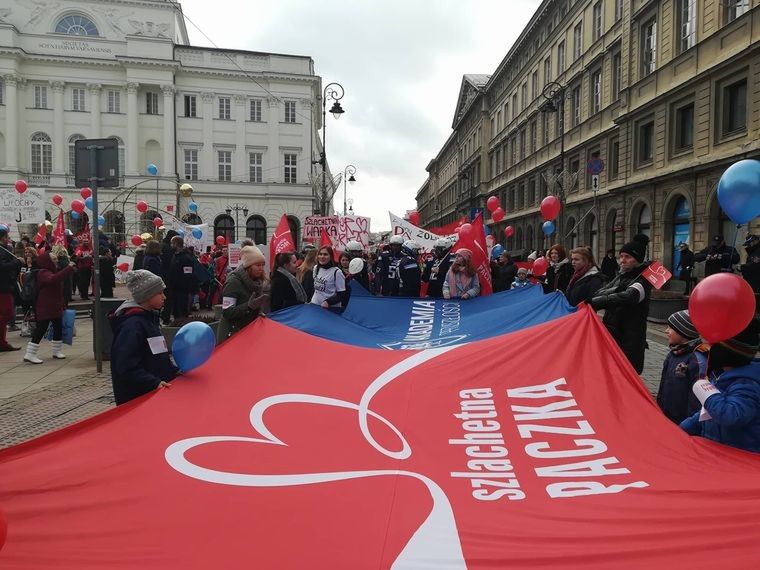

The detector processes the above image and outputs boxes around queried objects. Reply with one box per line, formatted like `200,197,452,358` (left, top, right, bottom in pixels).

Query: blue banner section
270,285,575,349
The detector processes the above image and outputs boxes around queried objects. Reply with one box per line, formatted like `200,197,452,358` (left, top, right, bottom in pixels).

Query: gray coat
219,267,270,338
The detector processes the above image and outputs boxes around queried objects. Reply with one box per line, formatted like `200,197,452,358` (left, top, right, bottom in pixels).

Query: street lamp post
541,80,566,246
316,82,345,215
342,164,357,215
225,203,249,243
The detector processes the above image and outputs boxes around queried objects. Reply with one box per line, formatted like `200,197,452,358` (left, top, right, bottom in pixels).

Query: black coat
591,263,652,374
109,304,179,405
600,256,618,282
270,270,304,312
422,253,452,298
695,244,739,276
741,245,760,295
565,268,604,307
491,261,517,293
0,245,22,294
168,249,198,292
543,260,573,293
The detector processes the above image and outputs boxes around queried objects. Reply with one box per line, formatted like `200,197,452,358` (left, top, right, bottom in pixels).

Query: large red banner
1,308,760,568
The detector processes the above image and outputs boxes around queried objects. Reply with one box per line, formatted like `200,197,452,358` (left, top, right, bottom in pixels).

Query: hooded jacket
109,301,179,405
591,262,652,373
34,251,74,321
220,266,269,335
680,360,760,453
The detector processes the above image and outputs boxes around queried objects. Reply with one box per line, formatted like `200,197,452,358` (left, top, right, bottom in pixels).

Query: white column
234,95,247,182
161,84,175,178
87,83,102,138
50,81,65,175
201,92,215,179
4,75,18,170
126,82,139,175
266,97,280,182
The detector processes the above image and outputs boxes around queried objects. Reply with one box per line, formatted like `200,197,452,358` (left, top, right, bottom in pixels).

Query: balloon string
727,224,741,272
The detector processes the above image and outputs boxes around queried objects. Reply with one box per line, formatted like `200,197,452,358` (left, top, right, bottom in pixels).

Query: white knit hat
240,245,265,268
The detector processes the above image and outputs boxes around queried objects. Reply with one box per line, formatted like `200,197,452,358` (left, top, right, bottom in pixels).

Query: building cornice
116,55,181,70
175,66,319,84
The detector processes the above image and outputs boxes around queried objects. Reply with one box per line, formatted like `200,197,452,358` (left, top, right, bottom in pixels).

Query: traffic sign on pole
587,158,605,175
591,174,600,193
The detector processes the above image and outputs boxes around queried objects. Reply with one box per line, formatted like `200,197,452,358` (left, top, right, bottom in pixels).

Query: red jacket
34,252,74,321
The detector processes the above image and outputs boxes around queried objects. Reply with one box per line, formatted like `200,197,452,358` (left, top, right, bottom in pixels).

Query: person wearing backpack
23,247,74,364
311,246,349,310
0,227,23,351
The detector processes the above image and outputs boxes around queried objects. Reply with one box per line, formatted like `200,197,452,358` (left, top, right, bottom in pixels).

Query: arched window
672,197,691,273
586,213,598,260
605,209,617,255
140,210,160,235
214,214,235,244
108,136,125,185
516,227,523,250
246,215,267,245
287,215,300,252
68,134,85,177
31,132,52,174
55,14,99,36
636,204,652,240
103,210,125,244
526,225,534,252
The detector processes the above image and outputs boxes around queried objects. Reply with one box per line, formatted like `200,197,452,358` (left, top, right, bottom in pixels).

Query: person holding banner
220,246,270,338
422,238,453,298
311,246,349,310
442,249,480,300
591,235,652,373
375,236,404,296
270,252,308,312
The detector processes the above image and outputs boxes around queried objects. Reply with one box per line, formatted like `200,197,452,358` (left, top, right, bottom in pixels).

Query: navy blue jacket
110,302,179,405
680,360,760,453
143,254,162,277
657,347,705,424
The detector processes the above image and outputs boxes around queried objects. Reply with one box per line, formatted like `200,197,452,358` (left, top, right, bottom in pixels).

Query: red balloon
80,187,92,199
14,180,27,194
504,225,514,238
689,273,755,343
117,262,130,273
532,256,549,276
38,223,47,236
409,211,420,226
153,217,163,228
459,223,473,238
540,195,561,221
52,194,63,206
71,199,85,213
486,196,500,213
492,207,505,222
215,235,226,245
131,235,143,246
136,200,148,213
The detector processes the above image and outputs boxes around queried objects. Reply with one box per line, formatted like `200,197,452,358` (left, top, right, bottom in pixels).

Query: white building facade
0,0,328,248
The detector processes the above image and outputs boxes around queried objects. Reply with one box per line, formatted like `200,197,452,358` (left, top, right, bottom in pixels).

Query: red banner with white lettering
269,214,295,271
452,212,493,296
1,307,760,568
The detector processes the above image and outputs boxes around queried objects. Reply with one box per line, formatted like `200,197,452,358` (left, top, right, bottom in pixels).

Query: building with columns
0,0,330,248
418,0,760,275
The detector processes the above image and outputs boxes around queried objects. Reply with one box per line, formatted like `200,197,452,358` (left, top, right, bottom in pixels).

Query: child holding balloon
110,270,179,405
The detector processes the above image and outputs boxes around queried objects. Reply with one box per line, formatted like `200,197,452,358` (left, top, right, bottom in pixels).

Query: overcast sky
181,0,541,231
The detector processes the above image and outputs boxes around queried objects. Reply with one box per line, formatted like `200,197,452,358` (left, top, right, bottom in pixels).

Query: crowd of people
2,222,759,454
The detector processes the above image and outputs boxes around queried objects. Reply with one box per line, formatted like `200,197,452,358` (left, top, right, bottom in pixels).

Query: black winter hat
708,319,760,374
620,233,649,263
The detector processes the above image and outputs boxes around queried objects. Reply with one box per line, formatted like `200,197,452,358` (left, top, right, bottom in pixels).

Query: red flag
452,212,493,295
319,228,332,250
51,209,67,248
269,214,295,270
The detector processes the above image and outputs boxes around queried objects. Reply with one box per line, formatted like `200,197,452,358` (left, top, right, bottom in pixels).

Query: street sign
591,174,600,193
74,138,120,188
587,158,605,175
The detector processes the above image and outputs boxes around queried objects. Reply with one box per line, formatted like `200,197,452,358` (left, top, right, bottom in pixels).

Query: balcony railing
28,174,50,186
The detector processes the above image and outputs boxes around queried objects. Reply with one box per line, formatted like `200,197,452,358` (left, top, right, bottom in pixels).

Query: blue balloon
191,227,202,239
717,159,760,225
491,244,504,259
71,210,80,220
85,197,93,210
147,163,159,176
542,220,555,235
0,224,7,232
172,321,215,372
188,201,198,213
97,215,105,226
176,229,185,238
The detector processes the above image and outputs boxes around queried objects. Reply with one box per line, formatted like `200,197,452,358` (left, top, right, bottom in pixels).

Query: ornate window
55,14,99,37
31,132,52,175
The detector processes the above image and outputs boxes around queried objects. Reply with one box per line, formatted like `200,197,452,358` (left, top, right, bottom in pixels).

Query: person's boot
23,342,43,364
51,340,66,359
